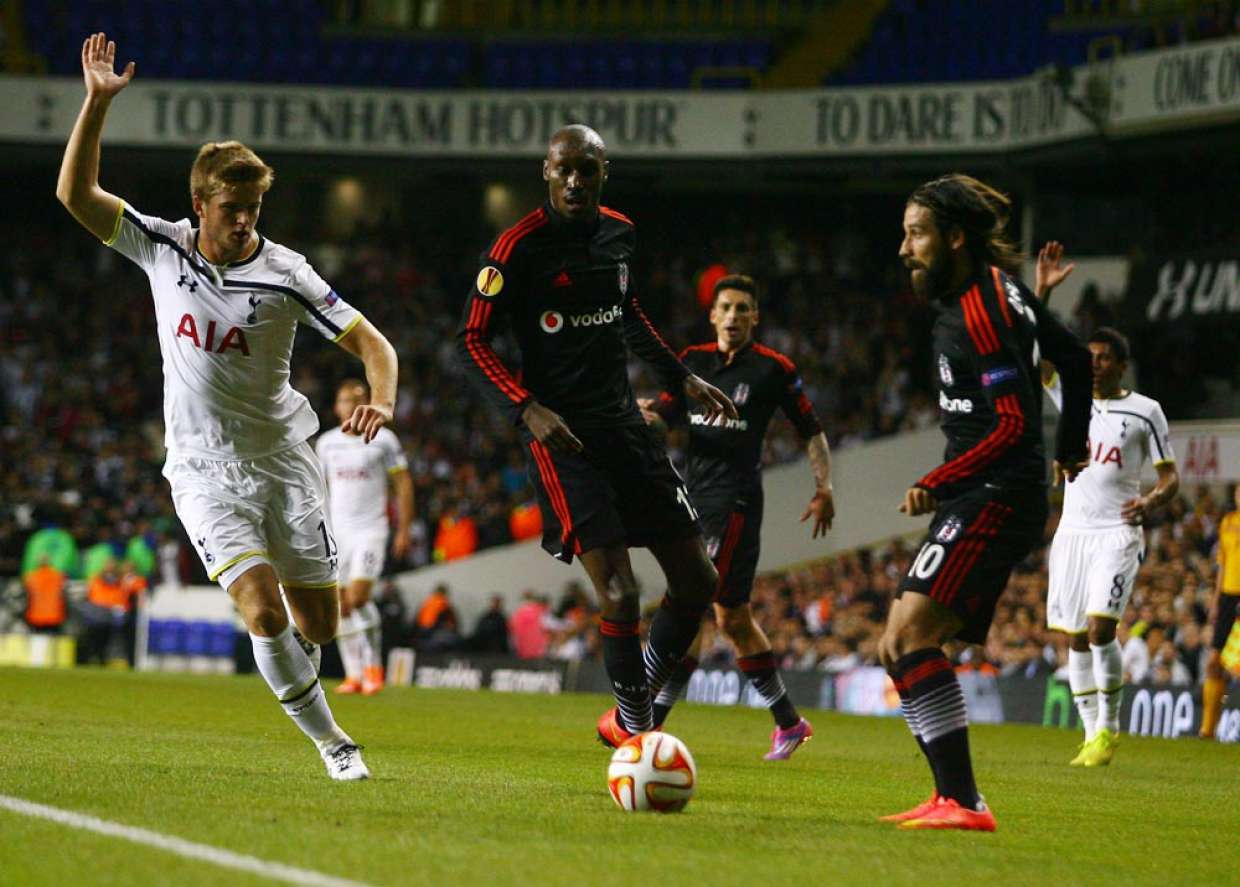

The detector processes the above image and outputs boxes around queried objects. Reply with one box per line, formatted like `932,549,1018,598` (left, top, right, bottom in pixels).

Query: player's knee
244,602,289,638
1205,650,1223,677
1087,621,1116,646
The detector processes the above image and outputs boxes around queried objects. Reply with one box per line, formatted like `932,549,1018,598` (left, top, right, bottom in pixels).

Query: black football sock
891,671,942,795
737,651,800,729
600,619,652,732
642,597,706,698
652,655,698,728
895,647,980,809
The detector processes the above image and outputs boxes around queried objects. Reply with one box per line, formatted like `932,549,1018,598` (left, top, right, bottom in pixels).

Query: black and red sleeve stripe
918,392,1026,492
458,296,533,424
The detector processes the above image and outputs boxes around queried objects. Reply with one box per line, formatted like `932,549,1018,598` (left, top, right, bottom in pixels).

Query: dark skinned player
456,125,737,744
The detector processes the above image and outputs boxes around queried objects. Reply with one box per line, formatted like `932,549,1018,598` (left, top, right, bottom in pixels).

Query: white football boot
321,741,371,781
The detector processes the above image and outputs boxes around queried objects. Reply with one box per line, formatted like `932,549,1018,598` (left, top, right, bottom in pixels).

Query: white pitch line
0,794,375,887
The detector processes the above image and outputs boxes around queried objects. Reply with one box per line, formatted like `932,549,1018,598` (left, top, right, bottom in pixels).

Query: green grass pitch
1,666,1236,886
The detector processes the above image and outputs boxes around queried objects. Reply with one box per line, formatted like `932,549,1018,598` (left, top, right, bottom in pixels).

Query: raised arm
336,318,398,443
56,33,134,240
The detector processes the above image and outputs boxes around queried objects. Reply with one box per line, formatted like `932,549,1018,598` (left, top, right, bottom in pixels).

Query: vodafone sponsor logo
540,303,624,333
939,390,974,413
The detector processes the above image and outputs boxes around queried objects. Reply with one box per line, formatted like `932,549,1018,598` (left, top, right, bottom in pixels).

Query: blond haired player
1036,244,1179,766
316,379,412,695
57,34,400,780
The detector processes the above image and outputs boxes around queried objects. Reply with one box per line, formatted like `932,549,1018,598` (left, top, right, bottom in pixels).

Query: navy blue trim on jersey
119,210,341,336
227,279,342,335
1105,409,1167,460
195,232,266,268
122,208,217,284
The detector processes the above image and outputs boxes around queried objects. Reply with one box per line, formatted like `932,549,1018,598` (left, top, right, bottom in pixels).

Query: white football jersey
1046,375,1175,531
315,425,407,529
105,202,361,460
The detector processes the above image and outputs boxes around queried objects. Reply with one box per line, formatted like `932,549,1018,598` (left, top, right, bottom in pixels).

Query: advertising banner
3,36,1239,159
399,654,1240,743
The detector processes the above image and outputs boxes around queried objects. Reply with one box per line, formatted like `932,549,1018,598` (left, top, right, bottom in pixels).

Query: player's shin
600,618,653,732
737,652,799,729
893,648,980,810
652,655,698,728
336,613,364,682
251,626,348,749
1201,675,1226,738
359,600,382,671
892,676,942,794
643,597,707,698
1090,640,1124,734
1068,647,1099,741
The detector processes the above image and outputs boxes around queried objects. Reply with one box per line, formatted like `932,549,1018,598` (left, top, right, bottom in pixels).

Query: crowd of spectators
1,189,939,585
395,485,1231,690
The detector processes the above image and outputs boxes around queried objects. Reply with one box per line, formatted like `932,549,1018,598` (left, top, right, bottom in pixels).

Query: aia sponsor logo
175,314,250,356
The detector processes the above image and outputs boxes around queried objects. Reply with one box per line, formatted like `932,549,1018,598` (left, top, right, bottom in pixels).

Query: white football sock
251,626,348,750
336,613,366,680
1091,640,1124,734
1068,648,1098,741
360,601,382,670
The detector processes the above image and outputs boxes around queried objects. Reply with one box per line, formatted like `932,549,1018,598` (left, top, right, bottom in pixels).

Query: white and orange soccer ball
607,731,696,813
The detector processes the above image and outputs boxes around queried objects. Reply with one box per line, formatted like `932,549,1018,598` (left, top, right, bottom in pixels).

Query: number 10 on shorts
911,542,946,580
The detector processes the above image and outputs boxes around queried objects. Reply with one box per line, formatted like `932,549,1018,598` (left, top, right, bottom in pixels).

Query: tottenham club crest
617,262,629,296
732,383,750,406
938,354,955,387
936,515,963,543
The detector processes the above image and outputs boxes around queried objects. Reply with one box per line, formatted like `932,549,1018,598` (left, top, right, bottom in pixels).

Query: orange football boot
361,666,384,695
898,797,996,832
879,794,941,823
596,706,635,749
334,677,363,695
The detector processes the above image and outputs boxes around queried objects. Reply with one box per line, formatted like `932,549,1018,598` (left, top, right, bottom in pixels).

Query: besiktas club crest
936,515,963,543
938,354,954,386
617,262,629,296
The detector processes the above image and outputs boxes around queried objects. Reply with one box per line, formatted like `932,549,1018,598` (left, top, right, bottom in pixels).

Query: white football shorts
335,524,388,584
164,441,339,591
1047,526,1144,633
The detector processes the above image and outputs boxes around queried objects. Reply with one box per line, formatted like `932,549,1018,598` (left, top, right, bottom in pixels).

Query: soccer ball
607,731,696,812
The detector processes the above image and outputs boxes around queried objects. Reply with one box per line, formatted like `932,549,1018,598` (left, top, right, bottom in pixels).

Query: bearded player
57,34,399,779
317,379,413,695
879,175,1092,830
638,274,834,759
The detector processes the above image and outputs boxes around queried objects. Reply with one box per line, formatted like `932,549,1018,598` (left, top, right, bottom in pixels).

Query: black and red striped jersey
919,265,1090,501
658,341,823,497
456,201,689,431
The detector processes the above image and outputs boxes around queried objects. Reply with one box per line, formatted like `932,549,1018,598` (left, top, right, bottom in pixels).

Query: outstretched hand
342,403,393,444
82,32,134,99
801,489,835,538
1035,241,1075,301
683,375,738,426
